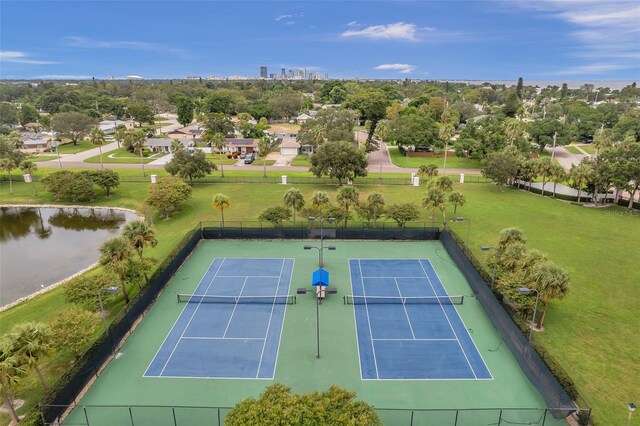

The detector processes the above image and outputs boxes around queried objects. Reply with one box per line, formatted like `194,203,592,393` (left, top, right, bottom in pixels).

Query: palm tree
20,160,38,196
417,164,438,182
367,192,385,227
0,158,17,194
550,163,566,198
336,186,360,227
212,193,230,227
89,127,107,169
569,163,590,203
203,132,227,177
0,339,27,424
534,157,555,197
283,188,305,224
422,188,446,224
170,139,184,154
527,261,570,328
258,136,272,178
9,322,52,391
496,227,526,256
438,123,456,171
99,237,133,303
123,220,157,259
430,175,453,192
114,125,127,149
126,129,147,177
448,191,466,215
504,118,523,146
311,191,331,217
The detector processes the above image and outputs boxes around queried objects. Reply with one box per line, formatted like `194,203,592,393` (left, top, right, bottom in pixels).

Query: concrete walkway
545,146,585,171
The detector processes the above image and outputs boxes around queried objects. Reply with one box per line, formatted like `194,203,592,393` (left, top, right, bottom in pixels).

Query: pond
0,206,138,307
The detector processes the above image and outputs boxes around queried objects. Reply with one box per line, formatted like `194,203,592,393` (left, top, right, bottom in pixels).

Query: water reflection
0,206,136,307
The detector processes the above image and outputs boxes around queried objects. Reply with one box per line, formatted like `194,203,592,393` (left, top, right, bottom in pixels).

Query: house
99,120,128,134
279,137,300,156
224,138,258,154
143,138,193,153
295,113,312,125
21,138,50,151
275,130,297,139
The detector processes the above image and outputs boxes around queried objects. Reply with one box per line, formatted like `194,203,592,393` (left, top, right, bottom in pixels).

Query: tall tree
482,148,522,190
438,123,456,171
496,227,526,257
89,127,107,169
309,140,368,185
550,162,566,198
212,193,230,227
123,219,157,259
0,158,17,194
202,113,234,136
417,164,438,182
144,177,192,219
385,203,420,228
20,160,38,196
283,188,305,224
422,188,446,224
357,192,385,227
125,129,147,176
0,339,27,424
126,103,154,127
175,96,194,127
336,186,360,227
516,77,524,99
99,237,134,303
258,206,291,227
202,132,227,177
569,163,590,203
430,175,454,193
164,150,215,184
534,157,557,197
258,136,271,178
526,261,570,328
448,191,466,215
343,88,390,152
51,306,100,359
310,191,331,217
52,112,97,145
8,322,52,391
297,109,357,146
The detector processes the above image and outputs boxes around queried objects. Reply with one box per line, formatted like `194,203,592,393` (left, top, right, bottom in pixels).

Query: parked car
239,152,247,159
244,153,255,164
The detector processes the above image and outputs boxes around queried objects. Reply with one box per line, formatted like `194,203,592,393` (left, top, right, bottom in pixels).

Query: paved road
546,146,584,171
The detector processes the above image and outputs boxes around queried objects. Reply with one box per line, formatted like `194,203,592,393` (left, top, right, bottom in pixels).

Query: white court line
182,337,265,340
393,278,416,339
222,277,249,338
423,259,493,380
347,260,365,381
362,276,428,279
373,338,457,341
272,258,295,380
143,257,218,377
256,258,285,378
216,275,281,278
158,258,225,376
359,259,380,379
419,260,477,379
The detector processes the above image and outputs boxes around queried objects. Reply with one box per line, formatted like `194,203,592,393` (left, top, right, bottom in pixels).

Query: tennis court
348,259,492,380
144,258,294,379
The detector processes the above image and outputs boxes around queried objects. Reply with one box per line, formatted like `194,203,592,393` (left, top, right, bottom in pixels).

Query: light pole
455,217,471,246
98,286,120,338
480,245,497,290
517,287,540,342
306,217,336,267
628,403,636,426
51,140,63,170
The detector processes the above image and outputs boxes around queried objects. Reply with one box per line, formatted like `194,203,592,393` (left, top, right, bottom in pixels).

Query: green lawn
565,145,585,155
291,154,311,166
84,148,167,164
387,146,483,169
56,140,95,154
0,174,638,424
28,155,59,162
205,155,245,165
576,144,597,155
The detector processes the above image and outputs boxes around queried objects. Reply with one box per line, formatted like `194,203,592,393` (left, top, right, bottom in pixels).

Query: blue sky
1,1,639,81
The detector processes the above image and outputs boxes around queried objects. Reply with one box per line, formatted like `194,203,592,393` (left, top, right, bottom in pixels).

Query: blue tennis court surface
349,259,492,380
144,258,294,379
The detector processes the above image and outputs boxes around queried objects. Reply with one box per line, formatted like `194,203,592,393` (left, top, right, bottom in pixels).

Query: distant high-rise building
281,68,286,79
260,66,268,78
269,73,276,79
288,69,294,79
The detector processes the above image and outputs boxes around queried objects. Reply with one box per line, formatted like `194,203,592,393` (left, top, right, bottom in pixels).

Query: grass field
63,241,559,426
290,155,311,166
0,174,638,424
387,146,483,169
28,155,59,162
576,144,597,155
84,148,167,164
56,140,95,154
565,145,585,155
204,154,241,165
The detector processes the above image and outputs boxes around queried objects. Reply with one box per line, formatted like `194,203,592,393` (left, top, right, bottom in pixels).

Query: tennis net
177,294,296,304
343,295,464,305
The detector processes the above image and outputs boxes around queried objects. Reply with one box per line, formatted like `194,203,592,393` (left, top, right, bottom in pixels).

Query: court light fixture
480,245,491,251
327,246,336,251
303,245,312,250
628,403,636,426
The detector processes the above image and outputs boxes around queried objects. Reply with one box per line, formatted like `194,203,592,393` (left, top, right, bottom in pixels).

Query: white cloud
342,22,418,41
374,63,417,74
275,12,304,23
61,36,181,53
0,51,58,65
512,1,640,76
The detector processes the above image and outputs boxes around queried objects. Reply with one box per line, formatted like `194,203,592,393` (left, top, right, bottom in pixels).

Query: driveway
546,146,585,171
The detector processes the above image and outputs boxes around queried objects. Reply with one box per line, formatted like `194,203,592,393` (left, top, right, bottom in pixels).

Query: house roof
225,138,258,147
144,138,192,148
296,113,312,120
280,137,300,149
22,139,49,146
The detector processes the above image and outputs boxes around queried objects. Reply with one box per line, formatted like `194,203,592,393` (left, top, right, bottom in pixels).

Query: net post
461,295,464,305
176,294,180,303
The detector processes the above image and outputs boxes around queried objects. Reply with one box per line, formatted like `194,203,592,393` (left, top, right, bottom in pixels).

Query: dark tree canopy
309,140,368,185
164,150,216,184
51,112,97,145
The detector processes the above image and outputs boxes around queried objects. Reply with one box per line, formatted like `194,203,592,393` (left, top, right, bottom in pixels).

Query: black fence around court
36,223,590,426
440,230,591,424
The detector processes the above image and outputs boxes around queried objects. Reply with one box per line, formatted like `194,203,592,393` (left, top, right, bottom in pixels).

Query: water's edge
0,204,143,313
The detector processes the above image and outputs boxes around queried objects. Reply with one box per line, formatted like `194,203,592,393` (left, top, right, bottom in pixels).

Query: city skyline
1,1,639,81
